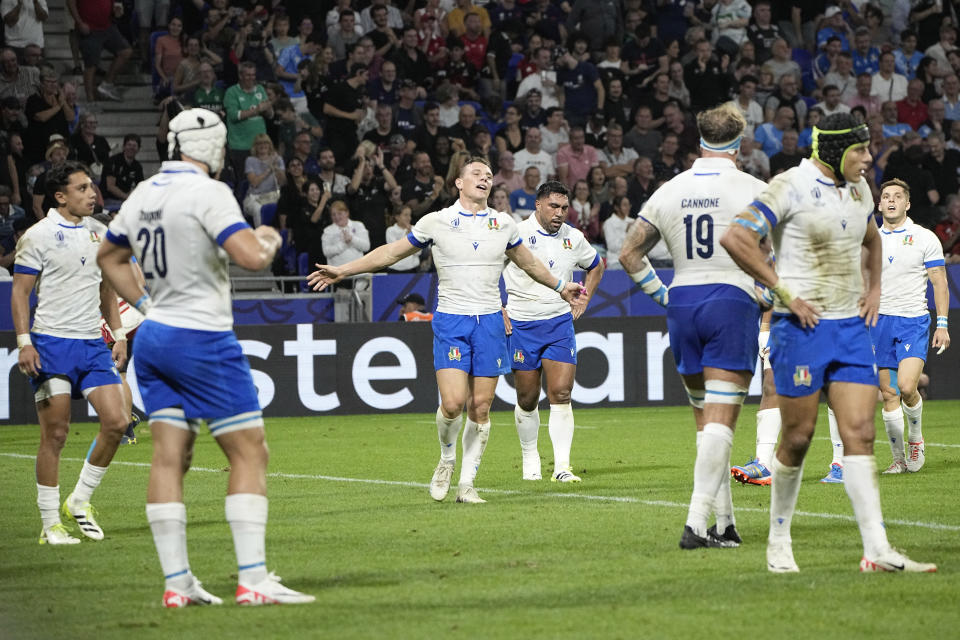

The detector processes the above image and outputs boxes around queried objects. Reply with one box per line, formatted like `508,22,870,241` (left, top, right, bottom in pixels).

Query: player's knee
548,387,571,405
439,399,463,419
779,427,814,455
516,388,540,411
41,423,70,451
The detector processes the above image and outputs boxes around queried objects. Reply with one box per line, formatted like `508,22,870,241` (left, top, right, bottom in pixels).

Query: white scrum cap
167,108,227,173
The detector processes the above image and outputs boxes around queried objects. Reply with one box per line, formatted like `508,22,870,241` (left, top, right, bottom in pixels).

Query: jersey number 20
683,214,713,259
137,227,168,278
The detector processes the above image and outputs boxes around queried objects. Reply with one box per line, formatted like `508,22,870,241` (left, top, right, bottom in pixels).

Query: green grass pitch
1,402,958,639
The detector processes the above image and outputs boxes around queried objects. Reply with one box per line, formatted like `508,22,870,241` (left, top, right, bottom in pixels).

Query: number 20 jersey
638,156,767,298
107,161,250,332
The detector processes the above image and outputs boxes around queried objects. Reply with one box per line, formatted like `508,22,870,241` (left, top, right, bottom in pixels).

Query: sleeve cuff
13,264,40,275
216,221,251,246
406,231,431,249
750,200,778,228
506,237,522,249
584,253,601,270
105,229,130,247
925,259,946,268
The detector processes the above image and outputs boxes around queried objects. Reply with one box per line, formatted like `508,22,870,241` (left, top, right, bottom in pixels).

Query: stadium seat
792,48,816,94
260,202,278,227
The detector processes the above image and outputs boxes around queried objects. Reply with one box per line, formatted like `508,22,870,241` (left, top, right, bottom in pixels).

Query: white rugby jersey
638,157,767,298
878,217,944,317
14,209,109,339
504,216,599,321
108,161,249,332
408,202,521,315
753,158,874,319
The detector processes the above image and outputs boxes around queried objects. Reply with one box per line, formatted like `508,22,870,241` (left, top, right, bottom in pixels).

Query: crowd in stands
4,0,960,280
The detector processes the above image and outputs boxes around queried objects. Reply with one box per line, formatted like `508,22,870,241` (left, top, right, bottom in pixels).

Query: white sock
827,407,844,465
514,405,540,454
882,406,905,463
685,422,734,537
436,408,462,463
842,455,891,559
903,398,923,442
146,502,192,590
714,453,735,531
768,457,803,543
458,419,490,487
37,484,61,529
755,408,781,468
225,493,268,586
549,403,575,473
69,461,108,506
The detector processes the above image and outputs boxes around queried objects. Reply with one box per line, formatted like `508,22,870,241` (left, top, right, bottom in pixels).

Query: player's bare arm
505,242,583,303
859,218,882,326
928,265,951,352
11,271,41,377
721,210,820,328
308,236,420,291
617,217,660,273
224,225,282,271
99,280,127,371
97,240,145,309
573,258,604,320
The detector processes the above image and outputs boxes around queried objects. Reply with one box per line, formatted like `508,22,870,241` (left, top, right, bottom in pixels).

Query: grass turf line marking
2,452,958,532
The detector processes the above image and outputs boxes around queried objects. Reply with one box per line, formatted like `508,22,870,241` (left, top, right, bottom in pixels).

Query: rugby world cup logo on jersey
448,346,462,361
529,235,536,246
450,217,461,228
793,365,812,387
54,230,66,248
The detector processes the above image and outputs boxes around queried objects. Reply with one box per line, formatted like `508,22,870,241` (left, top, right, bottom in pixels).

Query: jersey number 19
683,214,714,259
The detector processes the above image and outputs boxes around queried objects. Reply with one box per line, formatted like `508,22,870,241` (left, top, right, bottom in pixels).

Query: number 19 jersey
638,157,767,298
107,161,250,332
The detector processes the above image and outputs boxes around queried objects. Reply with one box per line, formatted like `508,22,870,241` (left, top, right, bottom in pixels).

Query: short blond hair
696,104,747,146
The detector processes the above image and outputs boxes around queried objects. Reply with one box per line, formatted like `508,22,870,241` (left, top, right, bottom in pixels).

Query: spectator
896,78,928,131
513,126,555,180
597,174,627,220
652,131,682,181
290,178,330,270
391,27,433,90
68,112,109,182
416,9,447,69
516,47,560,109
895,30,925,80
599,123,638,179
328,10,361,60
623,105,662,160
797,106,822,150
173,36,222,98
411,101,442,157
814,34,842,81
871,51,908,102
25,68,72,165
285,130,320,175
556,126,598,189
1,0,48,54
934,194,960,260
270,13,298,57
0,47,38,105
885,132,940,227
711,0,751,47
587,165,609,206
494,104,526,154
918,98,949,138
746,1,781,64
492,150,523,192
445,103,483,149
276,157,309,232
446,0,490,38
362,103,397,150
761,37,801,85
275,36,320,114
815,84,852,117
539,106,569,155
738,134,770,180
667,60,691,110
401,150,443,219
769,129,803,175
66,0,131,102
243,133,286,225
323,63,369,166
508,165,539,219
880,100,912,139
863,4,888,49
322,198,370,268
519,88,547,129
823,51,857,102
924,23,957,70
393,78,421,139
602,78,631,130
923,130,960,201
815,6,852,52
192,62,225,117
764,72,807,127
941,74,960,122
489,185,513,219
459,12,488,74
367,59,398,106
224,61,273,179
847,71,882,114
200,8,238,81
727,73,763,136
915,56,941,103
851,26,881,76
661,101,699,153
101,133,143,206
755,105,795,157
596,38,628,89
360,0,404,34
154,16,184,98
317,147,350,196
567,179,601,245
602,194,634,270
385,206,421,273
303,50,334,120
3,131,27,208
31,135,68,219
626,155,655,210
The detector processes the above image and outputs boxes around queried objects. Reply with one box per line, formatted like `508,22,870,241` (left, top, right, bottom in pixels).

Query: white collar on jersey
691,156,737,175
159,160,204,175
45,208,84,229
880,216,913,234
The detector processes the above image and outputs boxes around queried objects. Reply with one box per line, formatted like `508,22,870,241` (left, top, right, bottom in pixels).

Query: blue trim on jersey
57,223,82,229
638,214,655,227
815,178,835,186
216,222,250,246
459,210,489,217
536,228,559,237
693,172,721,176
506,237,522,249
13,264,39,275
925,259,945,268
105,229,129,247
750,200,778,228
585,253,600,270
161,168,200,174
406,231,431,248
880,227,907,234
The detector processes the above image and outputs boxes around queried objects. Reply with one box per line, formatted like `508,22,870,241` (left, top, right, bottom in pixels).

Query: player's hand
570,280,589,319
755,284,774,311
111,338,128,371
501,307,512,336
858,287,880,327
18,345,41,378
559,281,586,305
254,224,281,256
787,296,820,329
932,327,950,354
758,330,770,360
307,264,345,291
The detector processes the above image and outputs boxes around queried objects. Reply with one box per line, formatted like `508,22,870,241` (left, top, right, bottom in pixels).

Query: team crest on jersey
513,349,525,364
793,365,812,387
850,186,862,201
903,234,914,245
488,218,500,230
448,346,462,361
89,230,101,243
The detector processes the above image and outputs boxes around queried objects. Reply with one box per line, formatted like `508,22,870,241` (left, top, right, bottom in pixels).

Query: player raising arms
308,158,584,504
12,161,129,545
619,104,768,549
721,113,936,573
503,180,604,483
867,178,949,474
98,108,314,606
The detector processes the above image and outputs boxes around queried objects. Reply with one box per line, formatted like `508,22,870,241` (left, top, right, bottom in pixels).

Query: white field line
2,452,958,532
